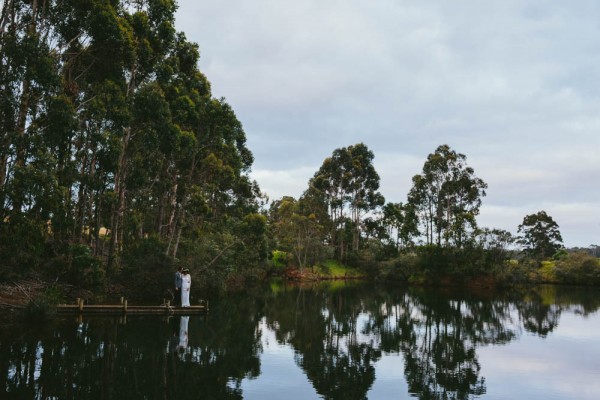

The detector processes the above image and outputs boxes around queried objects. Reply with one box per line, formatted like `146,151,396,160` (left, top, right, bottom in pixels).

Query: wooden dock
56,298,208,315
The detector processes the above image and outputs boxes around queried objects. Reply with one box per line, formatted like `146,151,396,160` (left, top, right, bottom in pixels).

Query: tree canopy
304,143,384,260
407,145,487,248
0,0,263,285
1,2,585,289
517,210,564,259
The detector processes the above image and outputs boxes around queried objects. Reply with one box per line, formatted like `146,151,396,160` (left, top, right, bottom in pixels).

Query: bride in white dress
178,316,189,350
181,269,191,307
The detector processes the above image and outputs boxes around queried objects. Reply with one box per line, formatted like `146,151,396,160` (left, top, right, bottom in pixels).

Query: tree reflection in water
0,284,598,399
263,284,599,400
0,295,264,400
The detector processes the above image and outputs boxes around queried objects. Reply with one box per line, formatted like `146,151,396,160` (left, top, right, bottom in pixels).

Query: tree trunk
107,127,130,271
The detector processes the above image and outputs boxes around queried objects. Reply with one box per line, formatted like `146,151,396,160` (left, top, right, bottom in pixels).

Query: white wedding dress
181,274,191,307
179,316,189,350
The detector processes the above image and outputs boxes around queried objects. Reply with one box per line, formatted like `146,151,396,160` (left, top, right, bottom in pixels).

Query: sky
174,0,600,247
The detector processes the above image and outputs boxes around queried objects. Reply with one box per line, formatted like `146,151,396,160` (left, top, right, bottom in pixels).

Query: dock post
120,296,124,305
123,299,128,312
79,299,84,311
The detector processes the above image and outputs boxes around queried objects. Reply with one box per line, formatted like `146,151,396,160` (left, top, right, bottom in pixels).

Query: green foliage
305,143,385,259
0,0,263,295
552,249,568,260
407,145,487,248
67,244,105,288
23,287,63,322
415,245,452,275
235,213,269,268
517,211,564,260
554,252,600,285
0,218,47,279
271,250,289,269
120,237,174,300
316,260,363,278
269,196,327,270
375,242,513,284
380,202,418,251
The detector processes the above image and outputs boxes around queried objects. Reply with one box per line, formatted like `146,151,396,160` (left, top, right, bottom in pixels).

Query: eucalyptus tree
306,143,384,259
407,145,487,247
269,196,326,270
476,227,515,266
517,210,563,259
103,0,179,270
381,202,418,251
65,1,135,255
115,27,259,267
0,0,84,272
0,0,57,214
0,0,264,281
153,33,210,256
0,0,57,213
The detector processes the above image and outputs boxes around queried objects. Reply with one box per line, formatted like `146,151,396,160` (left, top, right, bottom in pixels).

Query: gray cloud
176,0,600,247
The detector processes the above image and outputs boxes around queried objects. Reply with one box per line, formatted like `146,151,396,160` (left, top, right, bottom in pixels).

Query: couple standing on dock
174,267,191,307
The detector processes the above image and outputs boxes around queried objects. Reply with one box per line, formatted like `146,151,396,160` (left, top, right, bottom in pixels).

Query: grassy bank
283,260,365,281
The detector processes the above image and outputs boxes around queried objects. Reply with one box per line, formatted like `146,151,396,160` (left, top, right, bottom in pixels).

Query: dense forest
1,0,598,300
0,0,265,293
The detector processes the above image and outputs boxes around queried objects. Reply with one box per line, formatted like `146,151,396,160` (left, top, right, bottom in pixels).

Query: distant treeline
267,143,599,286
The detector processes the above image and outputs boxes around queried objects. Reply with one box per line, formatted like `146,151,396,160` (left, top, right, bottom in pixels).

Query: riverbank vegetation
0,0,267,300
1,1,598,304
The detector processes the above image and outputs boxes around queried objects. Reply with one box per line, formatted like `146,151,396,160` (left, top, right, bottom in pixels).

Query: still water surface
2,283,600,399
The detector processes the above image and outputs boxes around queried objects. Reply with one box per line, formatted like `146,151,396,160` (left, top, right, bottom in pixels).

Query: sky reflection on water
478,311,600,400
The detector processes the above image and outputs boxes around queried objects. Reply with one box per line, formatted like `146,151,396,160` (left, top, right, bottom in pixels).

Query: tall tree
0,0,263,282
407,145,487,247
106,0,179,271
269,196,326,270
517,211,563,259
381,202,418,251
306,143,384,259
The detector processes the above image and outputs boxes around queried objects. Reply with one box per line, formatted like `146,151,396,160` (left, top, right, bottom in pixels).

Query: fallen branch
204,240,239,269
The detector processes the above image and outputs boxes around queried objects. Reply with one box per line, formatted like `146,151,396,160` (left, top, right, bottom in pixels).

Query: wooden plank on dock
57,304,207,315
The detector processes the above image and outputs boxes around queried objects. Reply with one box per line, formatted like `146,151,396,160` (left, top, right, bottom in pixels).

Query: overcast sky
175,0,600,247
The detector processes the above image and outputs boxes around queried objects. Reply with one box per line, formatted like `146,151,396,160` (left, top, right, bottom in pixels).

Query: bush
377,252,420,282
0,218,47,279
553,249,569,260
271,250,289,269
120,237,175,300
555,252,600,285
69,244,105,288
22,286,63,321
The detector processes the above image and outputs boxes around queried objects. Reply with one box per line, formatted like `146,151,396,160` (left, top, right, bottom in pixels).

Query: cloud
250,166,316,202
176,0,600,246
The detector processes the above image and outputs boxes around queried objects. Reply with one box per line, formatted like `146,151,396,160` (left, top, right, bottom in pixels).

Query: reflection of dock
57,298,208,315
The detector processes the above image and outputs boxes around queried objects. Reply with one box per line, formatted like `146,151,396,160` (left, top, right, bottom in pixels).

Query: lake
1,282,599,399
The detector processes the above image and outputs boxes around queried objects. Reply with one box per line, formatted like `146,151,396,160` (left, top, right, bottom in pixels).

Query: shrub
120,237,174,300
69,244,105,288
555,252,600,285
377,252,419,282
22,286,63,321
553,249,569,260
271,250,289,269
